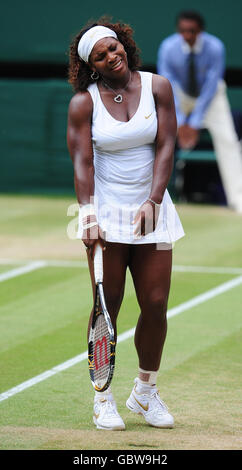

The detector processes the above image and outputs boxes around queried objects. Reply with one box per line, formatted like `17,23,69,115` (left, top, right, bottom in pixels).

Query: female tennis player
67,18,184,430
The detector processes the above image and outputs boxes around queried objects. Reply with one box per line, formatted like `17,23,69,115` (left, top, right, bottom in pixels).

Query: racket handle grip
94,243,103,283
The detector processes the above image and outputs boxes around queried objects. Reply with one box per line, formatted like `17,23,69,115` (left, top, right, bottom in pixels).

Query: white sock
95,386,112,400
137,368,158,388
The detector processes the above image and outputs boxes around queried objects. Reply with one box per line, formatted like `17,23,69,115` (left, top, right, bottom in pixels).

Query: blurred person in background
157,10,242,213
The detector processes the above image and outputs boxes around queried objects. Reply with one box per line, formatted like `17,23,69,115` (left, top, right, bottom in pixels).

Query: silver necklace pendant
114,94,123,103
102,72,131,103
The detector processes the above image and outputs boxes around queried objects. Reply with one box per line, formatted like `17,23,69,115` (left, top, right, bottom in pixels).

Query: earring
91,71,99,80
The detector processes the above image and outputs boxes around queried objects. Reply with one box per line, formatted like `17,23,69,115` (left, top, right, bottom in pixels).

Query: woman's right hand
82,214,106,259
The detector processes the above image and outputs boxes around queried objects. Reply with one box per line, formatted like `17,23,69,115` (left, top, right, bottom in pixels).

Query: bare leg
87,243,128,430
129,244,172,372
86,242,129,340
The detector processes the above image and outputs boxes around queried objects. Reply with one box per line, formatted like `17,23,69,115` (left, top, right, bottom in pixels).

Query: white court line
0,261,47,283
0,258,242,275
1,274,242,403
0,259,85,269
173,265,242,275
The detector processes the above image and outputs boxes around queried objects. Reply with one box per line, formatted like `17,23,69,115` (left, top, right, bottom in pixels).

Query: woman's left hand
133,200,160,238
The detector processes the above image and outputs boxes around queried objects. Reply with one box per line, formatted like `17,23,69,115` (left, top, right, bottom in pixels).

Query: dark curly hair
68,16,141,93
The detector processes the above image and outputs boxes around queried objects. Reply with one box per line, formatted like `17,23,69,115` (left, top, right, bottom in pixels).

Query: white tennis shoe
93,393,125,430
126,378,174,428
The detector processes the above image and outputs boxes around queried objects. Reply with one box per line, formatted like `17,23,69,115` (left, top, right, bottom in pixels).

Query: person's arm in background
157,39,194,149
180,39,225,149
187,39,225,129
157,39,186,128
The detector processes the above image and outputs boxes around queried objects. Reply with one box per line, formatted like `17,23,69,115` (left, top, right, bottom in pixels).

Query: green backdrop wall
0,80,73,192
0,1,242,193
1,0,242,67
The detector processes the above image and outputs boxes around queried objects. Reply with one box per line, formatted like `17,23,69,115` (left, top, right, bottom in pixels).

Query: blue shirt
157,32,225,128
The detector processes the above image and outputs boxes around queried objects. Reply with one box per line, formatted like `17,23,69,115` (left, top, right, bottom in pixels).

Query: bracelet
83,222,98,230
147,198,161,207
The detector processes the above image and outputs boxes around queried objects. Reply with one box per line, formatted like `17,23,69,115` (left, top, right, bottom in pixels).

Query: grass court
0,194,241,450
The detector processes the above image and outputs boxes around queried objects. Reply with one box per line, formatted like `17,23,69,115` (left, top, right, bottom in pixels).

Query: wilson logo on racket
94,336,109,370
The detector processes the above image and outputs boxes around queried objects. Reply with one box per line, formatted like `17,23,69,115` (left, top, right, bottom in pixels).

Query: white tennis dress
77,71,184,244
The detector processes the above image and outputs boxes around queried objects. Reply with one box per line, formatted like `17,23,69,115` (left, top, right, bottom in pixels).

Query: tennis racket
88,243,115,392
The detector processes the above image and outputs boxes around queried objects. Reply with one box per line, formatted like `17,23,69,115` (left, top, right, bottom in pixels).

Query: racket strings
92,314,110,386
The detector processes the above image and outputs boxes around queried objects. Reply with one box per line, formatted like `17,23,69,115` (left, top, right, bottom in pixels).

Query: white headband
78,26,118,63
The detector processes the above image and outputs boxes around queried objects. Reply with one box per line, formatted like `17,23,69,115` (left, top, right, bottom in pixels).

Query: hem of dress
76,232,185,244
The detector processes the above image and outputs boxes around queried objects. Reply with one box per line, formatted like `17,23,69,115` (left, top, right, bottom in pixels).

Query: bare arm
133,75,177,237
67,91,94,205
150,74,177,203
67,92,104,255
